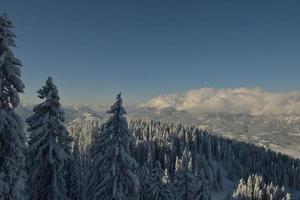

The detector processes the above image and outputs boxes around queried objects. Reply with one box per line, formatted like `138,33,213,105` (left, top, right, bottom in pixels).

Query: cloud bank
142,88,300,115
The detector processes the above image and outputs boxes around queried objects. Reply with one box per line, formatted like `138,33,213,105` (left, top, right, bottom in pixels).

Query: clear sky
1,0,300,105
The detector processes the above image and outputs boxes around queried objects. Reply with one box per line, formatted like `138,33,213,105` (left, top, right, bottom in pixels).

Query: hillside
67,117,300,199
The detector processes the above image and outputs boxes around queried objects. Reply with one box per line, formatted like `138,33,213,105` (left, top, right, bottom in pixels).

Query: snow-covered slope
130,107,300,158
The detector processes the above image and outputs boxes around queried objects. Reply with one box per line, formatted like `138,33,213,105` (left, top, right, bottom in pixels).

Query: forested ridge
68,115,300,199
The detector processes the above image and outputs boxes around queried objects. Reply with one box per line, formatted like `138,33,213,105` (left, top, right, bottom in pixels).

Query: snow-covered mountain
17,87,300,159
141,87,300,115
138,88,300,158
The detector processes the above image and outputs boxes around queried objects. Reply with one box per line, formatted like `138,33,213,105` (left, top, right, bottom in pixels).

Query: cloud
141,87,300,115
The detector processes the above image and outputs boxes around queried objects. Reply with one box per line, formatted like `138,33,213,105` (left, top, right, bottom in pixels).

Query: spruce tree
88,93,139,200
26,77,73,200
0,13,26,200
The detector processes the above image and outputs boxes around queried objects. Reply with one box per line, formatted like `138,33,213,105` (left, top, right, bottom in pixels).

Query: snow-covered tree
194,169,210,200
141,161,174,200
162,167,171,185
174,148,199,200
26,77,73,200
233,174,292,200
0,13,26,200
88,93,139,200
206,138,212,165
175,156,181,175
139,164,150,199
69,139,86,200
213,167,223,191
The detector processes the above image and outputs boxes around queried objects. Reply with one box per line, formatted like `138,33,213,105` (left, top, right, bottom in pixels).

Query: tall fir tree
88,93,139,200
0,13,26,200
26,77,73,200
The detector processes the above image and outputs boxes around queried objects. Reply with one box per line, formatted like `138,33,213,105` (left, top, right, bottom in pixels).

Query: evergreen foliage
0,13,26,200
26,77,73,200
88,93,139,200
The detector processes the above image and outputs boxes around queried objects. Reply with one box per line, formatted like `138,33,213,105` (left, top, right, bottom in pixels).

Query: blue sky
2,0,300,105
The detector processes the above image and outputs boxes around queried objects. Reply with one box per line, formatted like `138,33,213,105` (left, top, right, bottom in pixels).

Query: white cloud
142,87,300,115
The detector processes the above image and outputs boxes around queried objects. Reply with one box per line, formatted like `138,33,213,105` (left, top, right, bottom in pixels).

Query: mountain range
17,102,300,159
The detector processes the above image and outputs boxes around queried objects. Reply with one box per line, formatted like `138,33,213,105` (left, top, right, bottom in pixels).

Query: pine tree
175,156,181,175
69,139,86,200
88,93,139,200
162,167,171,185
194,169,210,200
214,167,223,191
174,148,199,200
206,138,212,165
0,13,26,200
141,161,174,200
233,174,293,200
26,77,73,200
234,178,248,199
139,164,150,200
